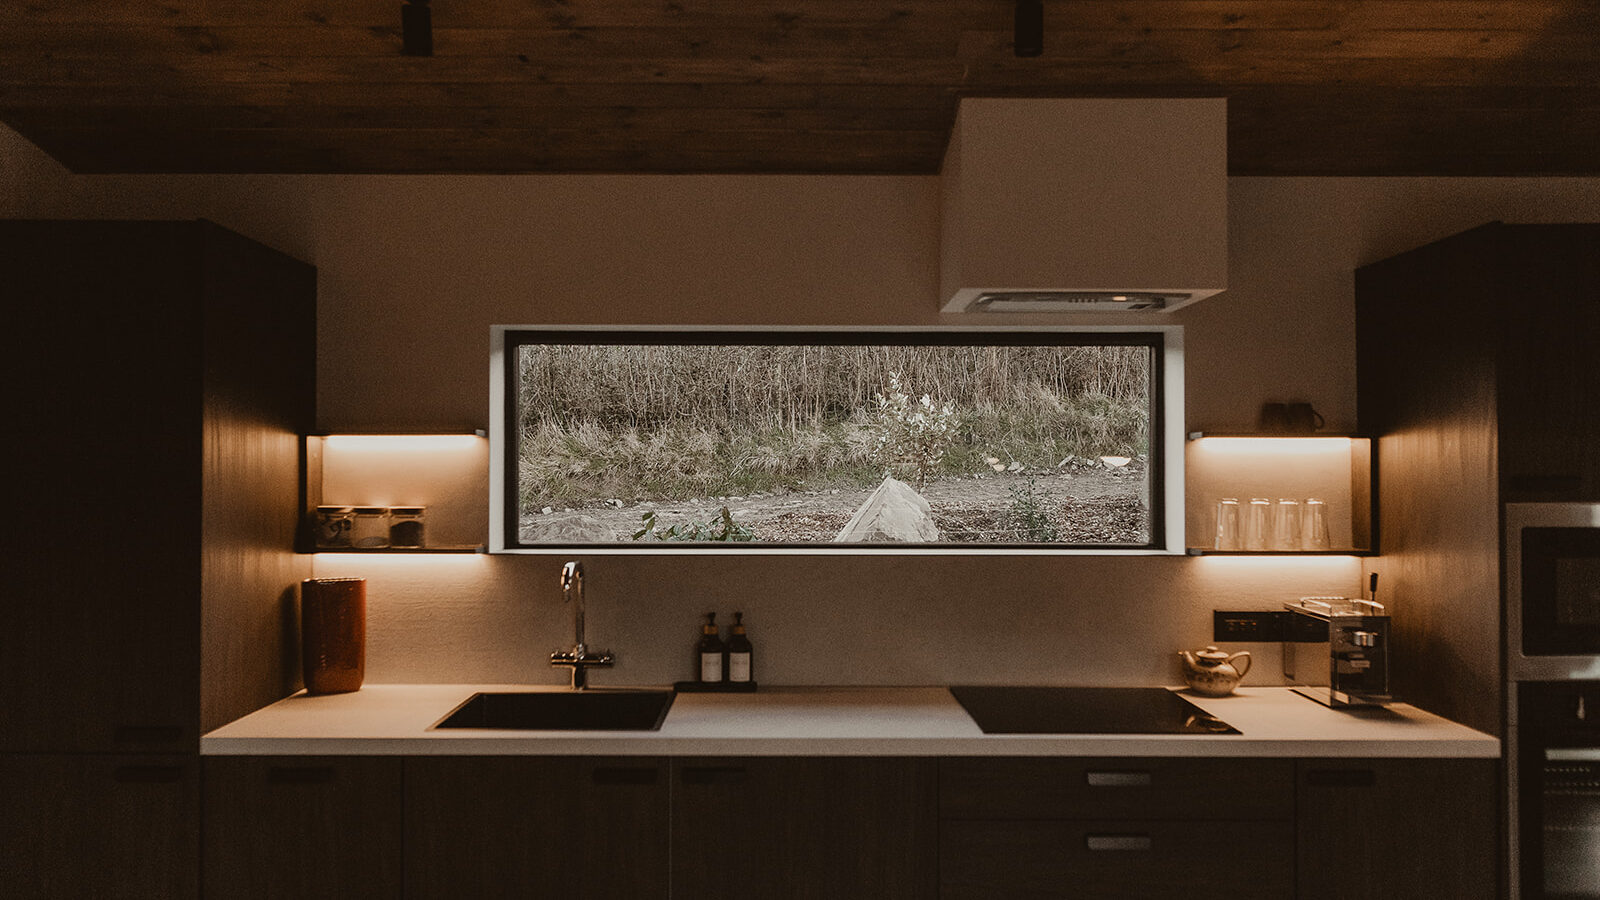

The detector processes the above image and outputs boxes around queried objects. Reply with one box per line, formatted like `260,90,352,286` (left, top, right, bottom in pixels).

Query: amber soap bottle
697,612,725,683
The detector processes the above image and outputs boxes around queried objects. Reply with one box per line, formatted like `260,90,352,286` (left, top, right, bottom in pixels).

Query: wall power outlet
1212,610,1287,642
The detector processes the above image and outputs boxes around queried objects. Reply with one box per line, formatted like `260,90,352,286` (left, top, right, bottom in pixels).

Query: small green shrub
631,507,755,542
1006,477,1061,543
869,372,960,489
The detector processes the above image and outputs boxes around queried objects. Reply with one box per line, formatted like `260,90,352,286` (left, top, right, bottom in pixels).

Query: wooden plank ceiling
1,0,1598,175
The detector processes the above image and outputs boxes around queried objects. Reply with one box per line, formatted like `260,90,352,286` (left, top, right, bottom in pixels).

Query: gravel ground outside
520,462,1150,546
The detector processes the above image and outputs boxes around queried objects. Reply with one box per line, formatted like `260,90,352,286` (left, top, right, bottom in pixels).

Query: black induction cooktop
949,686,1240,735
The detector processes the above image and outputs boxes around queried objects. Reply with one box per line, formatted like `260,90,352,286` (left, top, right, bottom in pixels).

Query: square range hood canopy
939,98,1228,314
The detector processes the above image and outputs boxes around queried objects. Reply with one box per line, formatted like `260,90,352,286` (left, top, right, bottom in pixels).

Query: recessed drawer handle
113,765,184,784
592,766,659,786
1086,834,1153,852
681,766,748,785
266,766,336,784
113,724,184,746
1086,771,1153,787
1306,768,1376,788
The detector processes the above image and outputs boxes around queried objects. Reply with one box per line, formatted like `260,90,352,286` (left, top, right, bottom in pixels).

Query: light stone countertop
202,684,1498,758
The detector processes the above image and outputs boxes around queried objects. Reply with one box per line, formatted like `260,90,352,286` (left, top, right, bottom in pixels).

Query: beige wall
6,123,1599,694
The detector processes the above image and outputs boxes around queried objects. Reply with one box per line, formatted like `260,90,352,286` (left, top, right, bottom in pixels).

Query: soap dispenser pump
696,612,725,683
727,612,753,684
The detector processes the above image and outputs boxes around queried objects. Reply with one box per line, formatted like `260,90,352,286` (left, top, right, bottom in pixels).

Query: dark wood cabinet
1295,758,1497,900
203,756,403,900
0,754,200,900
403,756,669,900
0,220,314,900
1358,222,1600,506
1356,222,1600,734
0,219,315,755
671,756,939,900
939,757,1295,899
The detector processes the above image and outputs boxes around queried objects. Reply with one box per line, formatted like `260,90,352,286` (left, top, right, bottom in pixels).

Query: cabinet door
0,754,199,900
672,757,937,900
1496,227,1600,500
0,221,204,754
203,756,402,900
403,756,669,900
1296,758,1496,900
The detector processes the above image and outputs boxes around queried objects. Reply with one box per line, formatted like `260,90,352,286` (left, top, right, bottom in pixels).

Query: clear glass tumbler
1214,498,1241,550
1303,498,1331,550
1274,499,1302,549
1245,498,1272,550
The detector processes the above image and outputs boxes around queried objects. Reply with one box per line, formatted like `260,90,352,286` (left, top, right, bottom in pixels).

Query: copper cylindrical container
301,577,366,694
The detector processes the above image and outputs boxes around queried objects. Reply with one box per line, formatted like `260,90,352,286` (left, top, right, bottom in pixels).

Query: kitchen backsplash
310,552,1362,687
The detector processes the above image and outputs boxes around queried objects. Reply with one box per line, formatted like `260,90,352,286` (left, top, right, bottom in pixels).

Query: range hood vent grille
965,291,1184,313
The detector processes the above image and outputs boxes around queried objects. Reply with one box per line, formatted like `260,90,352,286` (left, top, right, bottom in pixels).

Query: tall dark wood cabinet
1356,222,1600,736
0,220,315,898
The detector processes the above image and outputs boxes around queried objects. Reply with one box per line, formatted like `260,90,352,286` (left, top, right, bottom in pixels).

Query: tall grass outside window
496,329,1166,550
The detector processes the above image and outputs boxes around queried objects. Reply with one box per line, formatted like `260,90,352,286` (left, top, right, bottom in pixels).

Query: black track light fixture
402,0,433,57
1014,0,1043,58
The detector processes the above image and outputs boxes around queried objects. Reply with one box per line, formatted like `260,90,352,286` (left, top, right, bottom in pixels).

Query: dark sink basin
432,689,675,731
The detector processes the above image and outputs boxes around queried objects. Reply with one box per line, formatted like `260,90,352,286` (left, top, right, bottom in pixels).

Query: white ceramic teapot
1178,645,1252,696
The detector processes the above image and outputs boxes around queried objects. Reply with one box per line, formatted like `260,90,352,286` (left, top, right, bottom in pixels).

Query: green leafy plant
869,372,960,489
1006,476,1061,543
631,506,756,542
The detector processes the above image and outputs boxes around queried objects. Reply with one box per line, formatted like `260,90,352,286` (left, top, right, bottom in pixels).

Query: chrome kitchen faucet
549,561,613,690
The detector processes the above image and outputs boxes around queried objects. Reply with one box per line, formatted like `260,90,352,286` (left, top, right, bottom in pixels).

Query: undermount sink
432,689,675,731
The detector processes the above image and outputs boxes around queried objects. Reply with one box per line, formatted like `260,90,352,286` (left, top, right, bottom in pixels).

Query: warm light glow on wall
322,434,485,453
311,551,490,574
1190,553,1367,597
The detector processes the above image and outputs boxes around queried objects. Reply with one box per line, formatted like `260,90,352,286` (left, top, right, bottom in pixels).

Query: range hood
939,98,1227,314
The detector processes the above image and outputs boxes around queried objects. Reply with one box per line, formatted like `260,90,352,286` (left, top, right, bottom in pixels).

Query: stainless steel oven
1514,682,1600,900
1507,503,1600,681
1508,504,1600,898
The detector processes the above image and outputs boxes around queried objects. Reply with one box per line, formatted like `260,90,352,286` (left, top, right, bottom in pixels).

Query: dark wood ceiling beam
6,23,1592,63
10,1,1572,31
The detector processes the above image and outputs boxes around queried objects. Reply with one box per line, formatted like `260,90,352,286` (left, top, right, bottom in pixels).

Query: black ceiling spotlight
402,0,433,57
1014,0,1043,58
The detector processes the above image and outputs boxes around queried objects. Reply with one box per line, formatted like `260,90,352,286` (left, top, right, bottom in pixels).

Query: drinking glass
1303,498,1331,550
1214,498,1241,550
1273,499,1302,549
1245,498,1272,550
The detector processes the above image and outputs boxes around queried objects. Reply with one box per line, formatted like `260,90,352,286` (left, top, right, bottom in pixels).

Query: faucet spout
551,560,612,689
561,560,585,648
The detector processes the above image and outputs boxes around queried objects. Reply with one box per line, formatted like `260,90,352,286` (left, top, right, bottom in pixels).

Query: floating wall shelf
1183,432,1374,557
299,431,490,554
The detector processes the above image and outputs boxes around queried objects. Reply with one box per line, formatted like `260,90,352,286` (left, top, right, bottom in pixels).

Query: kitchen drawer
939,757,1293,820
940,817,1295,900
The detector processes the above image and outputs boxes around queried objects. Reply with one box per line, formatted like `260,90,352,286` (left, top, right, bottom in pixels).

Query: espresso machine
1282,596,1392,708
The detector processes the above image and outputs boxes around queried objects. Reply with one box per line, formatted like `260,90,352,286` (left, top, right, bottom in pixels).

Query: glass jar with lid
350,507,391,549
388,506,427,549
314,506,355,549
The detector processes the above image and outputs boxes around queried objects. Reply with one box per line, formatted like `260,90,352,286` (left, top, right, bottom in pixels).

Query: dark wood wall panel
1356,225,1504,737
199,222,316,734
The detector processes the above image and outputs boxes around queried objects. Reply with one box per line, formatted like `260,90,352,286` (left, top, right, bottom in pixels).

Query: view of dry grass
514,340,1152,543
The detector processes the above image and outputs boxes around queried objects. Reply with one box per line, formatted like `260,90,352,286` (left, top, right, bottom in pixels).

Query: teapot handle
1227,651,1252,678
